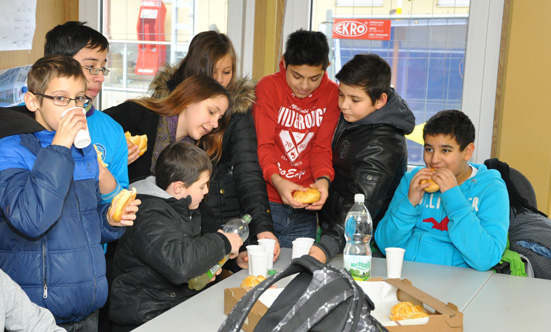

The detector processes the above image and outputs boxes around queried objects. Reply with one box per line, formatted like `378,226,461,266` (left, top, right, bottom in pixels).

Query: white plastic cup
385,247,406,279
292,240,313,259
295,237,315,246
249,250,269,277
257,239,276,270
61,107,91,149
246,245,265,274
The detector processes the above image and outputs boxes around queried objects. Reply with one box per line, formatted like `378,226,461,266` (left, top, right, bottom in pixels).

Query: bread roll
109,187,137,222
390,301,429,321
420,178,440,193
240,275,266,290
293,188,321,204
125,132,148,156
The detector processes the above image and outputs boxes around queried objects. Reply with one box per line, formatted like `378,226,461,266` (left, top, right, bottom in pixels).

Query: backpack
219,255,388,332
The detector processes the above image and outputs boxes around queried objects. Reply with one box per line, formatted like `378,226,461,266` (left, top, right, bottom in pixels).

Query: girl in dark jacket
149,31,280,265
310,54,416,263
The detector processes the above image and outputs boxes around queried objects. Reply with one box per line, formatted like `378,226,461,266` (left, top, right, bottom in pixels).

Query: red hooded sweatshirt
253,60,340,204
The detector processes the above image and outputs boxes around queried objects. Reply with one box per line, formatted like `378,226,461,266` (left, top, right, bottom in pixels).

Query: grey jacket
0,269,65,332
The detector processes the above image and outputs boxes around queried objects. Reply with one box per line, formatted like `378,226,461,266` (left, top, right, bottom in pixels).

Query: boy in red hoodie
253,29,340,247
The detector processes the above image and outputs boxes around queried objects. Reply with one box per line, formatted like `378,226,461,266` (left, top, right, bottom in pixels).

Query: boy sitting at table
108,142,242,331
375,110,509,271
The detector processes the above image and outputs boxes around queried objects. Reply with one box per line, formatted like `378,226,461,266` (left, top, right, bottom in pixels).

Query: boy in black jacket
109,142,242,331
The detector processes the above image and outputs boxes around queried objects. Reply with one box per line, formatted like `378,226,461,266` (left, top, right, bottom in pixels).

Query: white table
463,273,551,331
133,248,494,331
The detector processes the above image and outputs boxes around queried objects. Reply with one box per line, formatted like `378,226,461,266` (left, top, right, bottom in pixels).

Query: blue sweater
0,131,125,323
375,163,509,271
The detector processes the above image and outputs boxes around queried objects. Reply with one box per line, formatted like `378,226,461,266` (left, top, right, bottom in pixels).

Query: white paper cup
246,245,265,274
257,239,276,269
61,107,91,149
385,247,406,279
249,250,269,277
292,240,313,259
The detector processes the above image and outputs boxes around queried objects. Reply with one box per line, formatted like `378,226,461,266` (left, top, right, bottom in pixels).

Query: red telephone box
135,1,167,76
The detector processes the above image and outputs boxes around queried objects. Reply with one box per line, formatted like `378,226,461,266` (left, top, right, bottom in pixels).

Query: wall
496,0,551,214
0,0,78,69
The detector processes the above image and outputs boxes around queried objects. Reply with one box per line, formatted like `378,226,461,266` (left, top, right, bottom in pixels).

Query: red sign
332,19,391,40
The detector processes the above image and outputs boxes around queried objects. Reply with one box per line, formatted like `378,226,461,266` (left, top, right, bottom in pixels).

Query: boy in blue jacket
0,55,139,331
375,110,509,271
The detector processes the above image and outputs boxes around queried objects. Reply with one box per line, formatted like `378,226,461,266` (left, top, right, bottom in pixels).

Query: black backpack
219,255,388,332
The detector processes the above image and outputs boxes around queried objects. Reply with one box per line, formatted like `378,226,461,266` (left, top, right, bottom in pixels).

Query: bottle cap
242,214,252,224
354,193,365,202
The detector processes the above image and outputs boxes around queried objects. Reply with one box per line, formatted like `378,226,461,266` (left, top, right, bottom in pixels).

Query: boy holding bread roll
0,55,139,329
375,110,509,271
253,30,340,247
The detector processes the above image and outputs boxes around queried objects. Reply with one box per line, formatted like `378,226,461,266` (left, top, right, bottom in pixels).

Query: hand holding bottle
219,230,242,258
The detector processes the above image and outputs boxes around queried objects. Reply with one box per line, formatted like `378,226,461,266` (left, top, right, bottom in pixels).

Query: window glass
312,0,469,165
101,0,228,109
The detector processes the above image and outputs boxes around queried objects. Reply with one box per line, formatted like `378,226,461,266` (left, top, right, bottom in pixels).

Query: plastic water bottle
343,194,373,281
188,214,252,290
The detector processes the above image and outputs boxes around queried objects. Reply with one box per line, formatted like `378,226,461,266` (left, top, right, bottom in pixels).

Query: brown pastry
390,301,429,321
293,188,321,204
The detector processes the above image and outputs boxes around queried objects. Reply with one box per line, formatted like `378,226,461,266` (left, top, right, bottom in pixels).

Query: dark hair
132,75,231,160
423,110,475,150
44,21,109,56
335,53,391,105
283,29,330,70
155,142,212,190
27,55,87,102
170,31,237,91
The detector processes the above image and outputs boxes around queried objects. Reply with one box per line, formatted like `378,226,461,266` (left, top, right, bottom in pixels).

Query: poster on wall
0,0,36,51
332,18,391,40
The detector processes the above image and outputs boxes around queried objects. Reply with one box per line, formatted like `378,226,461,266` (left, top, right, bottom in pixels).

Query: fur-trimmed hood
148,63,256,115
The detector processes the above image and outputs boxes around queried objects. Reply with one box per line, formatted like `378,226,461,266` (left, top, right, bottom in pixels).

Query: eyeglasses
81,65,110,76
33,93,92,107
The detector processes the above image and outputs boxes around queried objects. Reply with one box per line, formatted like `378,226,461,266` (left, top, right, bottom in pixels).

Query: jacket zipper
74,189,97,305
42,241,48,298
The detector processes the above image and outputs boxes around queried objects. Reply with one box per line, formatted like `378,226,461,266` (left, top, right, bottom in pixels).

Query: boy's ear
24,92,40,112
281,56,286,68
375,92,388,110
463,142,475,160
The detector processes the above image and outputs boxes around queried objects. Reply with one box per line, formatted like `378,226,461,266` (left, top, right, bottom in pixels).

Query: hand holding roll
108,187,139,226
293,188,321,204
420,168,440,193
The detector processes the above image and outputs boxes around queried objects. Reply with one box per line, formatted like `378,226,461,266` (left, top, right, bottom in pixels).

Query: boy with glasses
43,21,130,205
0,55,139,332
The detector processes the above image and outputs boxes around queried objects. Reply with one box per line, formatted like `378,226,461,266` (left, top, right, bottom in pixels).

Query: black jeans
59,310,98,332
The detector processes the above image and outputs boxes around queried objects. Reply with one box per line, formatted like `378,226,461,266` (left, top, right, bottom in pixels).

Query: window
98,0,228,109
307,0,502,164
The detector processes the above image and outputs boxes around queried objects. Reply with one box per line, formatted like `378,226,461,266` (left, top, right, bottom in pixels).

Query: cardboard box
224,279,463,332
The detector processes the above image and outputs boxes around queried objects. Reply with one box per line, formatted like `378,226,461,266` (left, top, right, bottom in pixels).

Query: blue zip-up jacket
0,126,125,323
375,163,509,271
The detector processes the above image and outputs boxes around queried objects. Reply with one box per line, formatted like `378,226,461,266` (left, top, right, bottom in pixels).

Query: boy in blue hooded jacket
375,110,509,271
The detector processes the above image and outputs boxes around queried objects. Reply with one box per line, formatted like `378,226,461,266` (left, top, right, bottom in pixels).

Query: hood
228,77,256,115
131,176,173,199
0,106,45,139
274,59,332,106
149,62,177,99
353,88,415,135
148,63,256,115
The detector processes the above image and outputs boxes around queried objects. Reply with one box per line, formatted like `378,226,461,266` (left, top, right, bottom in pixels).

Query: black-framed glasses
33,93,92,107
81,65,110,76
